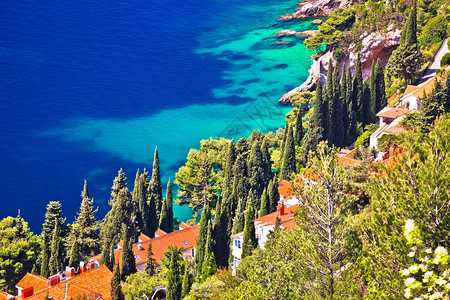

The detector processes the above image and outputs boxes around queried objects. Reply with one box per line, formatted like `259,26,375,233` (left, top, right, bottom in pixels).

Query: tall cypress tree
294,108,304,147
132,170,144,231
213,200,230,268
181,264,192,298
231,194,246,235
146,185,159,238
280,123,296,180
159,196,170,233
150,147,163,223
370,61,377,121
110,169,128,207
160,180,174,233
354,53,364,124
201,220,217,282
375,59,387,111
259,188,269,217
325,59,334,142
49,222,62,275
247,140,266,201
194,206,211,277
267,175,279,213
362,79,372,126
340,66,349,146
120,224,136,281
241,202,258,259
260,136,272,187
222,140,236,200
68,239,81,268
111,263,124,300
100,239,112,270
40,232,50,278
145,242,156,276
166,247,182,300
280,123,288,159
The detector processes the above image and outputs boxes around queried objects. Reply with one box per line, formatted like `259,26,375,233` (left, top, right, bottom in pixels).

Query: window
134,255,141,261
237,240,241,249
182,240,188,246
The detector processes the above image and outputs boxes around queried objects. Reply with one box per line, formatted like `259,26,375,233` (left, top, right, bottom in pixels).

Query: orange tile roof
376,107,410,119
0,290,12,300
178,222,191,230
278,180,292,198
118,233,151,248
24,265,113,300
93,226,200,267
154,229,167,237
16,273,48,293
254,204,298,228
387,93,399,106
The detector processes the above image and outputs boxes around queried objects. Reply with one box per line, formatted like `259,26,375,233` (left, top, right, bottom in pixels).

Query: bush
441,53,450,67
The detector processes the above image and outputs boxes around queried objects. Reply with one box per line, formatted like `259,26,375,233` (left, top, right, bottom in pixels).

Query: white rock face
279,26,401,103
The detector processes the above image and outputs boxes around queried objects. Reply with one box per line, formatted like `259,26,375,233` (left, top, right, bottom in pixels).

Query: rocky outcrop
311,19,323,24
276,30,318,38
279,25,401,103
278,0,358,20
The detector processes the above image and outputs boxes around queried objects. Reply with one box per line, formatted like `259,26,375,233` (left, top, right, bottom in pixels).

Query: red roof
16,273,48,294
0,290,13,300
92,225,200,267
17,265,112,300
254,205,298,228
154,229,167,237
376,107,410,119
278,180,292,198
178,222,191,230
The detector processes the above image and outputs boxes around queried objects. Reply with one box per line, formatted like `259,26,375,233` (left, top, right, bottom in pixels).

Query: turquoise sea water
0,0,316,231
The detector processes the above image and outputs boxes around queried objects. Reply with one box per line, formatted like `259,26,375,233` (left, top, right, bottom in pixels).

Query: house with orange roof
3,264,112,300
91,224,200,272
369,106,410,149
230,204,297,268
278,180,299,207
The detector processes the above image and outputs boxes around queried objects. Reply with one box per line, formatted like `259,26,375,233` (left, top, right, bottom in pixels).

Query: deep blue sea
0,0,316,232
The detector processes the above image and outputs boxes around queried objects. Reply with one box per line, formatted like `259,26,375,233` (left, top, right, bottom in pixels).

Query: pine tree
120,224,136,281
166,247,182,300
181,264,192,298
72,180,99,260
110,168,128,207
294,109,304,147
241,201,258,259
195,206,211,277
145,242,156,276
111,263,124,300
40,232,50,278
259,188,268,217
150,147,163,223
280,123,296,180
49,222,62,275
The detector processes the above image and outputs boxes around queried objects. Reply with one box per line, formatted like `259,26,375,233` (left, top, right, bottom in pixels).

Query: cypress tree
146,185,158,238
260,136,272,187
259,188,268,217
111,263,124,300
120,224,136,281
280,123,296,180
268,175,279,213
325,59,334,142
213,200,230,268
100,239,112,271
354,53,364,124
40,232,50,278
294,108,304,147
145,242,156,276
181,264,192,298
280,123,288,158
49,222,62,275
194,206,211,277
132,170,144,231
231,195,246,235
42,201,66,238
68,239,81,268
247,140,265,201
163,180,174,233
340,66,349,146
166,247,182,300
241,201,258,259
110,168,128,207
201,220,217,282
362,79,372,125
375,59,387,111
150,147,163,223
159,196,170,233
301,79,325,164
370,61,377,121
235,137,249,160
222,140,236,200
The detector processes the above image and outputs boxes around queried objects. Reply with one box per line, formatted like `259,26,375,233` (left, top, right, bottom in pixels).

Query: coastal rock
278,0,359,20
311,19,323,24
276,30,317,38
279,25,401,103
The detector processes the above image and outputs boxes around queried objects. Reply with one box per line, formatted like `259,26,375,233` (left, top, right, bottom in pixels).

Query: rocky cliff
279,25,401,103
278,0,358,20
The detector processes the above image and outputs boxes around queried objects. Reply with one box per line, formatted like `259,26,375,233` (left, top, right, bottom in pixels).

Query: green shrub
441,53,450,67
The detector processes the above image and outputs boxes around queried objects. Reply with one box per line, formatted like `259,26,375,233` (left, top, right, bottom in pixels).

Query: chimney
65,266,75,279
22,286,33,298
389,147,394,158
87,260,95,270
277,205,285,216
397,145,402,154
79,261,87,273
48,274,60,287
138,244,144,251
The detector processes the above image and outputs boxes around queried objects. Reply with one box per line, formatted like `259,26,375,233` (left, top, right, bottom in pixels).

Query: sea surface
0,0,316,232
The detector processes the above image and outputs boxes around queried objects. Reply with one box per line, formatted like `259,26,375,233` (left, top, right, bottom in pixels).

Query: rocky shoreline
278,0,358,21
